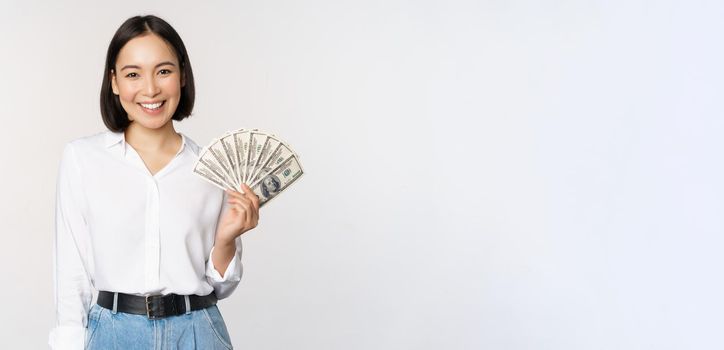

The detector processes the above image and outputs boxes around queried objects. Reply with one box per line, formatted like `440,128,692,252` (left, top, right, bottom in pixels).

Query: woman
48,15,259,349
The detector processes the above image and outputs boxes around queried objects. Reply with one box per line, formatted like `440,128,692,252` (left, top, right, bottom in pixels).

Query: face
111,33,184,130
263,176,277,191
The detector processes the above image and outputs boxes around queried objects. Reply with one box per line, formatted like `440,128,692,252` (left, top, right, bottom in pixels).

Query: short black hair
100,15,195,132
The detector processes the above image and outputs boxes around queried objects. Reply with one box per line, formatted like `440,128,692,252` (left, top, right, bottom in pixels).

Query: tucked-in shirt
48,129,242,350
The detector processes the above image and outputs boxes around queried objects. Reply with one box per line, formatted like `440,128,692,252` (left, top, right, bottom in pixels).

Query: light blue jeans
85,303,234,349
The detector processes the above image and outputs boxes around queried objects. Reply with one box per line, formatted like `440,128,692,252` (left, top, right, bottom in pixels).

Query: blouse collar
104,130,187,158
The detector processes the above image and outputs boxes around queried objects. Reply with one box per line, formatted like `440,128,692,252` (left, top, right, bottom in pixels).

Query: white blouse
48,130,242,350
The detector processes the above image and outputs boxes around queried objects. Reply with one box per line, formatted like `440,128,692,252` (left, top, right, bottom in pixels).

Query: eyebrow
120,61,176,71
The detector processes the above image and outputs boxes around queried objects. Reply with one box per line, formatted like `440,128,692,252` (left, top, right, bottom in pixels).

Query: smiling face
111,33,184,130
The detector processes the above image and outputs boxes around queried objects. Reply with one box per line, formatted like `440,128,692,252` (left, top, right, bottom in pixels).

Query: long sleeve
49,143,93,350
205,191,243,300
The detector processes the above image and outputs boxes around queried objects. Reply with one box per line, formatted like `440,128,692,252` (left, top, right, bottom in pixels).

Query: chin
134,118,173,130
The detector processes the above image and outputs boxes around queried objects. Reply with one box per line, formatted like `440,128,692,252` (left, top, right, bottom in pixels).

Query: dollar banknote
250,154,304,207
192,128,304,208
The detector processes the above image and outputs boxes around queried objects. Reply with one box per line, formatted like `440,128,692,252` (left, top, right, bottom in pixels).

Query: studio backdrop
0,0,722,349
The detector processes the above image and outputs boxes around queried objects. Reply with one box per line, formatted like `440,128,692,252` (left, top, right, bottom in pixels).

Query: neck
124,121,180,152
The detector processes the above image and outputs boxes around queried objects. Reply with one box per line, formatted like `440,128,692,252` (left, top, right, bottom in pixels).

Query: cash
193,128,304,208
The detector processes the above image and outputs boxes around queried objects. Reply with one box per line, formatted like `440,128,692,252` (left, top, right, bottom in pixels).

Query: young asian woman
48,15,259,350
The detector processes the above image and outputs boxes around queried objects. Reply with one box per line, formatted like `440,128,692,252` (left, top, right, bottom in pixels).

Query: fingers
225,188,245,199
231,202,248,222
226,185,260,230
228,186,259,210
226,186,259,205
241,184,260,227
228,196,252,213
227,196,258,228
241,184,261,210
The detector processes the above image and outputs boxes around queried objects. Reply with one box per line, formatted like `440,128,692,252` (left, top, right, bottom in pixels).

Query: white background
0,0,722,349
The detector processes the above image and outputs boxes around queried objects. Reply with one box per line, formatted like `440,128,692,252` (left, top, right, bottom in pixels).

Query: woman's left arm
206,183,260,299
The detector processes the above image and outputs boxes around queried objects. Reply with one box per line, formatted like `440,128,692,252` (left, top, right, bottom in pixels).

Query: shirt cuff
48,325,85,350
206,245,242,283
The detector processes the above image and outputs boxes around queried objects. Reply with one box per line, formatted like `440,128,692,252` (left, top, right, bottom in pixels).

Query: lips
138,101,165,110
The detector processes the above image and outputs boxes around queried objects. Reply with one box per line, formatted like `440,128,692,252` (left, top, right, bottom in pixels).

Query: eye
125,72,138,78
159,69,172,75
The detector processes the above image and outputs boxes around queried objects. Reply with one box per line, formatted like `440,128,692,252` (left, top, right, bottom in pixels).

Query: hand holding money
192,128,304,208
216,183,260,242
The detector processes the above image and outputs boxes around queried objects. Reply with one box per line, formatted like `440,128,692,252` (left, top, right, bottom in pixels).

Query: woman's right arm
49,142,93,350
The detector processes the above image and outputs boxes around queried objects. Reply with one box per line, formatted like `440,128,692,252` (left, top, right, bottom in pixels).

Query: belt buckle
145,295,162,320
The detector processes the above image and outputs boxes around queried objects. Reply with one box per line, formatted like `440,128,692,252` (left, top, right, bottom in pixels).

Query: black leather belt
97,291,218,319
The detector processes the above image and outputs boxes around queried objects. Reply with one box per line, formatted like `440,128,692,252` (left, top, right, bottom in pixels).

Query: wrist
214,234,236,249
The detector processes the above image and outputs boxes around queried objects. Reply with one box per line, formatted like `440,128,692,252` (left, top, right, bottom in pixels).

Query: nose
143,76,161,97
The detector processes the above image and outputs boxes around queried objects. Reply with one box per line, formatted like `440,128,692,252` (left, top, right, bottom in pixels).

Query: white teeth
140,101,163,109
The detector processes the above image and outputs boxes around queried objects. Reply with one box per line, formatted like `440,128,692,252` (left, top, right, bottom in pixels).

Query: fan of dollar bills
192,128,304,208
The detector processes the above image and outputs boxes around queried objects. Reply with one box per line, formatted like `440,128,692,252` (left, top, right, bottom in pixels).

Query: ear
180,71,186,88
110,69,119,95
